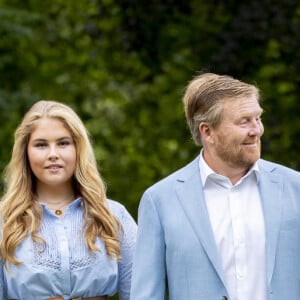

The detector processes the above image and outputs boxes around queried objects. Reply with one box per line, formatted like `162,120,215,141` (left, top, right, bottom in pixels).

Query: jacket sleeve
117,205,138,300
130,190,166,300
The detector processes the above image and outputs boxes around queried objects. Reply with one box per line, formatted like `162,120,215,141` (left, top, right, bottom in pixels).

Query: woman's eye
35,143,47,148
58,140,70,147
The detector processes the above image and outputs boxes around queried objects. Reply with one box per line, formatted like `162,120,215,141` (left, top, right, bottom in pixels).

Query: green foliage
1,0,300,298
1,0,300,229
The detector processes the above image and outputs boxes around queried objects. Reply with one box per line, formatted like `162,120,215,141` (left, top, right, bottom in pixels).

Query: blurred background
1,1,300,298
1,0,300,220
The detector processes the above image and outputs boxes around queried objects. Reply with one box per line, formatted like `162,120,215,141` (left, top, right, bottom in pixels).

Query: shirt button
221,297,228,300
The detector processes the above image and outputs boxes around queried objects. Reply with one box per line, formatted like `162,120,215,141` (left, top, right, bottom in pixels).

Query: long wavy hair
0,100,120,265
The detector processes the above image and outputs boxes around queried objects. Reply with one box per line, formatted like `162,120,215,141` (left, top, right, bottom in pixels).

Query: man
130,73,300,300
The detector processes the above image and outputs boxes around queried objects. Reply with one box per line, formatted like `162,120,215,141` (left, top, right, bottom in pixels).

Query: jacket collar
174,156,283,286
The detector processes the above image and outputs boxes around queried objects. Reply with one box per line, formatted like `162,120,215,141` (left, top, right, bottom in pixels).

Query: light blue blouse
0,198,137,300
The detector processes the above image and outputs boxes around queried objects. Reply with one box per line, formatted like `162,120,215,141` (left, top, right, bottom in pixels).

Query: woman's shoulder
106,198,126,213
106,199,137,228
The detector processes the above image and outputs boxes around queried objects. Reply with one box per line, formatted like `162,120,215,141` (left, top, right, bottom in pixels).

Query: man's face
210,95,264,170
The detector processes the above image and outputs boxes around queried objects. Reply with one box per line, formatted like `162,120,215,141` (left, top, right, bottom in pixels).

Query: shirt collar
199,149,259,186
39,196,82,210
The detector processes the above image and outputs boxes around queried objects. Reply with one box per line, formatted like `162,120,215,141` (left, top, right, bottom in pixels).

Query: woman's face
27,117,77,190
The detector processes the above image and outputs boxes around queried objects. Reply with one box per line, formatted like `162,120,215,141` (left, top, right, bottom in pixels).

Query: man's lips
242,141,259,148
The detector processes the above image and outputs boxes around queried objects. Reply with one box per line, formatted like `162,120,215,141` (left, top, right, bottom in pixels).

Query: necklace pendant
55,209,62,215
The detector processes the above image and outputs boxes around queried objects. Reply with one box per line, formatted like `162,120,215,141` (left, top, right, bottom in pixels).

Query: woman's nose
48,145,59,160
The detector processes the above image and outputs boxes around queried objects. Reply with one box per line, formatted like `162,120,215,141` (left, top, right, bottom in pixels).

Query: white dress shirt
199,152,267,300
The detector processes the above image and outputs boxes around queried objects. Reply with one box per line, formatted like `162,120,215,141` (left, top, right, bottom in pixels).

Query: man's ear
199,122,214,144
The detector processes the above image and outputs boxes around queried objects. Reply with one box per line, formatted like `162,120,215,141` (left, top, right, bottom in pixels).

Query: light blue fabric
130,156,300,300
0,198,137,300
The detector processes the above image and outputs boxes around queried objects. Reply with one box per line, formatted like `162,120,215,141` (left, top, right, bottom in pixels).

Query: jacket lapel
174,158,284,288
174,157,227,287
258,161,283,285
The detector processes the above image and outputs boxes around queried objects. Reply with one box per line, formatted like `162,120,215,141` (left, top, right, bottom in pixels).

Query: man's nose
249,119,264,136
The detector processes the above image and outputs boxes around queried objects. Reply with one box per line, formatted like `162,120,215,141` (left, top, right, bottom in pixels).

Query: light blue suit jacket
130,157,300,300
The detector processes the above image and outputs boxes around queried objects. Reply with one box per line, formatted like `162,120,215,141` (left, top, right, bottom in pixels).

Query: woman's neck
35,184,75,206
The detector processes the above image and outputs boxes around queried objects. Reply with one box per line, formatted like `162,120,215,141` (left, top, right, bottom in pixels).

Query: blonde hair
0,100,120,265
183,72,260,145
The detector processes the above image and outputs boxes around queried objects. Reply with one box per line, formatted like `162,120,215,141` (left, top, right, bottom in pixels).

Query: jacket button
221,297,228,300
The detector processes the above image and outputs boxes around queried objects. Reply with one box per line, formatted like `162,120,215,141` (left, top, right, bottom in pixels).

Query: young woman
0,100,137,300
